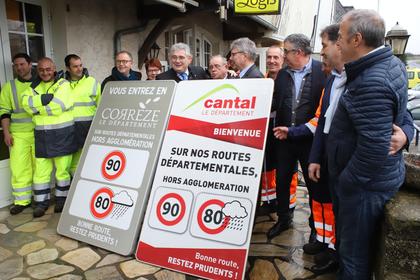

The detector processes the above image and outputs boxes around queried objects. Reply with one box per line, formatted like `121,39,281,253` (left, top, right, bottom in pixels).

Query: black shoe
54,200,65,213
314,248,338,265
308,228,317,244
310,249,339,274
303,240,328,255
257,203,276,216
33,207,46,218
267,218,292,239
10,204,31,215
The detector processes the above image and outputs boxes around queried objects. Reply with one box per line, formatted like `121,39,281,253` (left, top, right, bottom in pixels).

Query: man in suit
209,55,237,79
156,43,208,82
268,34,326,241
209,55,229,79
229,37,264,78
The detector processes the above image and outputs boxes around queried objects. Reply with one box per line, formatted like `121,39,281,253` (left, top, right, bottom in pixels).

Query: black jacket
101,68,142,92
241,64,264,78
156,66,209,82
273,59,326,139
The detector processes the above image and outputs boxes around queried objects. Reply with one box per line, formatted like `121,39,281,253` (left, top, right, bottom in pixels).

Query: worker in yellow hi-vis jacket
22,57,77,218
64,54,101,176
0,53,35,215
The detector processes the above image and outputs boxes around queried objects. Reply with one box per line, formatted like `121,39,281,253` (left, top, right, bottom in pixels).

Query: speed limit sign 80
90,187,114,219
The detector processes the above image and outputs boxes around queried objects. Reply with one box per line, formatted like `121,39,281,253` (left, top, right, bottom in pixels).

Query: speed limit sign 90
148,187,193,234
156,193,186,226
101,150,126,180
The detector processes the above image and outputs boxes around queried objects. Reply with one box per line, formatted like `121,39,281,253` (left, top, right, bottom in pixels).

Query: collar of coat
344,46,392,84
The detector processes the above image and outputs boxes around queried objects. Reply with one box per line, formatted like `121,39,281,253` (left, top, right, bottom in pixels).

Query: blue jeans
336,187,397,280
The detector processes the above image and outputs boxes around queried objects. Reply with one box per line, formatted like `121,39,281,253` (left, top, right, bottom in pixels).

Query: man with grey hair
229,37,263,78
267,33,326,242
328,9,410,279
157,42,208,82
209,55,229,79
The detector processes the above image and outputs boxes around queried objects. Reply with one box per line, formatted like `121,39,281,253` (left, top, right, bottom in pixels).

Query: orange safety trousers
312,199,336,249
261,169,298,209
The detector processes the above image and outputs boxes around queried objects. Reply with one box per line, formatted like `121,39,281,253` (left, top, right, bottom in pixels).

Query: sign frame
136,79,274,279
233,0,281,15
57,80,177,255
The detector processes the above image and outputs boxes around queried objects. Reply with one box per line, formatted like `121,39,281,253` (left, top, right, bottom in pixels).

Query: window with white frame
202,37,211,70
5,0,46,62
168,28,212,69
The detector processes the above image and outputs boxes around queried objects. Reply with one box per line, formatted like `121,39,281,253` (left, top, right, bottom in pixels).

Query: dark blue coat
327,47,410,194
308,75,334,165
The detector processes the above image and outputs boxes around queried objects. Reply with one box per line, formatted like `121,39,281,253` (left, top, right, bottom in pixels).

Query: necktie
180,72,188,81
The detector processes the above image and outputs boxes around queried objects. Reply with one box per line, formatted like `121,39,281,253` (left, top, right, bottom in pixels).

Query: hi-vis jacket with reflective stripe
69,75,101,121
22,78,77,158
0,79,34,133
68,74,101,148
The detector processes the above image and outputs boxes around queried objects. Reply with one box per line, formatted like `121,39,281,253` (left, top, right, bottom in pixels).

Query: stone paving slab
0,186,338,279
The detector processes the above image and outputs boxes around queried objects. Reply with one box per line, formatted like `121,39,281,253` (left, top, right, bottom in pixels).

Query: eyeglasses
283,48,298,55
38,68,54,73
230,51,244,57
171,55,187,61
116,60,132,65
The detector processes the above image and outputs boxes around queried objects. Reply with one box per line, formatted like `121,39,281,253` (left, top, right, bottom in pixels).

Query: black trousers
275,139,330,228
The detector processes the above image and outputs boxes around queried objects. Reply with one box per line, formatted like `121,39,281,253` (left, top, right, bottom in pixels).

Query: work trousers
33,154,72,208
10,131,35,206
311,159,336,248
70,148,82,176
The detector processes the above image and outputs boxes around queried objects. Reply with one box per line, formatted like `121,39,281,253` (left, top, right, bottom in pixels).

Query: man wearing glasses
156,43,208,82
101,50,142,90
229,37,264,79
268,34,326,246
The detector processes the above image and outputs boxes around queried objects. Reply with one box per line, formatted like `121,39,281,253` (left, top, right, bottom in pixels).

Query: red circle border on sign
197,199,230,235
90,187,114,219
156,192,186,226
101,150,126,180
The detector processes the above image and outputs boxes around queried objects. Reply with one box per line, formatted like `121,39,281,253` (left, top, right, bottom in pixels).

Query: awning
248,15,277,31
153,0,199,12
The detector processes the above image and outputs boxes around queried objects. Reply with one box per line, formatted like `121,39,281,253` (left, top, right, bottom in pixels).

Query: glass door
0,0,51,80
5,0,51,62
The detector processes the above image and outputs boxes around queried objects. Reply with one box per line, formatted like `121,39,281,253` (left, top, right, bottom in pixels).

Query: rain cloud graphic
222,200,248,218
221,200,248,231
110,191,134,219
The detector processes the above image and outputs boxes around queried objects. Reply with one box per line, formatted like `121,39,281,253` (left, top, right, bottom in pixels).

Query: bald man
22,57,77,217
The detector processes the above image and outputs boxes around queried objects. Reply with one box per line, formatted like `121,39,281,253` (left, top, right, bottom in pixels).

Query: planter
403,153,420,193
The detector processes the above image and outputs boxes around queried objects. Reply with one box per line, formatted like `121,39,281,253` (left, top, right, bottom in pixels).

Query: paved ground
0,186,336,280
